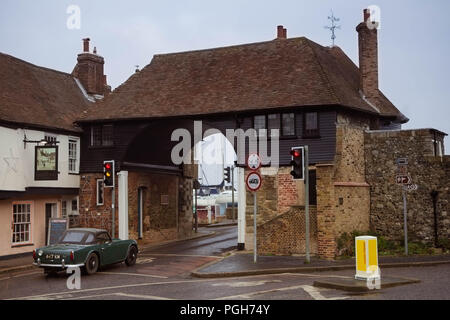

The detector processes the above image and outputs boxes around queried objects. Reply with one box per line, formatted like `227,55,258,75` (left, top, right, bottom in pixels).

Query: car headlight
38,250,43,257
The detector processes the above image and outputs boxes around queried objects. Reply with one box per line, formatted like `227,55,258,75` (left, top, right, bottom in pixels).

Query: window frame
303,112,320,138
68,137,79,174
61,200,67,218
281,113,296,137
11,202,33,246
253,113,297,138
90,124,114,148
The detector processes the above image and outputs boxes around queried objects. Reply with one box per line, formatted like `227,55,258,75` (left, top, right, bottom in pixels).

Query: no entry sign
246,172,262,192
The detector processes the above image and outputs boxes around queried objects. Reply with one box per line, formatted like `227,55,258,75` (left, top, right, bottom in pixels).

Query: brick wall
257,206,318,255
78,171,193,244
365,129,450,244
315,113,371,259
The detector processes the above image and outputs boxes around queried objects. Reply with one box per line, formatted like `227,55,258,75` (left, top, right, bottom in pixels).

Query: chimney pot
82,38,90,53
363,8,370,23
277,25,286,39
93,46,97,54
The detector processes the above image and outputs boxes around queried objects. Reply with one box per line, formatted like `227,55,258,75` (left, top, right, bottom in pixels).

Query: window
96,232,111,244
282,113,295,136
12,203,32,244
102,125,114,146
254,115,266,137
304,112,319,137
68,139,78,173
61,201,67,218
268,114,280,137
96,179,104,206
91,124,114,147
71,199,78,212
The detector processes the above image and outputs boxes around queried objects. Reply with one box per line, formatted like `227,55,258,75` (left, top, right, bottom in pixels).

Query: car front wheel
84,253,99,275
125,246,138,266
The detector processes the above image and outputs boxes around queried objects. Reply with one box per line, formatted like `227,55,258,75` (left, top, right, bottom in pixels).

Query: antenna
324,10,341,47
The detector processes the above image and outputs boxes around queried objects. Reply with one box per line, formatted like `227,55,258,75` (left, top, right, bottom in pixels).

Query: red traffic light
105,163,112,169
291,150,301,158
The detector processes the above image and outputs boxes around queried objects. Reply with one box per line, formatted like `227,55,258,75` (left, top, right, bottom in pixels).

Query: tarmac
1,225,449,280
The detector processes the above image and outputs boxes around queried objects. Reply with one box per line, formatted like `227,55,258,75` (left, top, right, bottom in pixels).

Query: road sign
396,175,411,185
405,184,418,191
397,166,408,175
247,153,262,171
246,172,262,192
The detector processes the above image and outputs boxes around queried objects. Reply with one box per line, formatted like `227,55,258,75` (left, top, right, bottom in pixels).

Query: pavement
191,251,450,278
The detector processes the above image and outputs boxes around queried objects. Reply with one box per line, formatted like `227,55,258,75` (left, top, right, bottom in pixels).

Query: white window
97,179,104,206
69,139,79,173
62,201,67,218
12,203,32,245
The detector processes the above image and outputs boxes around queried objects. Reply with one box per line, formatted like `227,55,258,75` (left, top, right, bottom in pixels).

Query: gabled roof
0,53,91,132
78,37,406,123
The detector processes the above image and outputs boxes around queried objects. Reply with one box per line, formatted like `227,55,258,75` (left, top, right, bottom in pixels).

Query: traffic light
290,148,304,180
103,160,115,187
224,166,231,183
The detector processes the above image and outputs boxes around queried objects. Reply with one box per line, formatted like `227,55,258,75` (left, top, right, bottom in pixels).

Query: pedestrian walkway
192,252,450,278
0,254,34,275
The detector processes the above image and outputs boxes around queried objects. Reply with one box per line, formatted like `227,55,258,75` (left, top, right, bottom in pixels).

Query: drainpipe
431,190,439,247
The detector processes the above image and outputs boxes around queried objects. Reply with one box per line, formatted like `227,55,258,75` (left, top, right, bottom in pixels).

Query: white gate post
237,167,246,250
117,171,129,240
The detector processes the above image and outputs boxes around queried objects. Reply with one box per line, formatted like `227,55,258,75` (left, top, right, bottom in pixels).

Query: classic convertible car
33,228,138,275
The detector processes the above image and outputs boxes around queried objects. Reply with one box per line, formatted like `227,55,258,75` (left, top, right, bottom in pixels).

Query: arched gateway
75,15,412,259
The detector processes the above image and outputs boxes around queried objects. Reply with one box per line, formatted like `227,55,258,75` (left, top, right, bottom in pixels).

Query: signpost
396,158,417,256
246,153,262,264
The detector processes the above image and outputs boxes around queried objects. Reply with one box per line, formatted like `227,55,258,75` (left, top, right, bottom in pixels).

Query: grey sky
1,1,449,168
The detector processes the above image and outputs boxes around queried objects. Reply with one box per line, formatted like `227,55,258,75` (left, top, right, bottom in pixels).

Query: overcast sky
1,1,449,184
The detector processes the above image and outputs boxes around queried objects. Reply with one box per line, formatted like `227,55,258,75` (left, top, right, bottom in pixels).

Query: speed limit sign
246,172,262,192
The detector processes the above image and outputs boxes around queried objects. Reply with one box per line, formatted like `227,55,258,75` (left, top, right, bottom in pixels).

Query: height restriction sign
246,172,262,192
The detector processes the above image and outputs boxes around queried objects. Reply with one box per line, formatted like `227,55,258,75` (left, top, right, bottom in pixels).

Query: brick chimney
72,38,109,96
277,25,287,39
356,9,378,100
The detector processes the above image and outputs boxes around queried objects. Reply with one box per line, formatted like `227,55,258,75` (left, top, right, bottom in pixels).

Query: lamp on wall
23,134,59,149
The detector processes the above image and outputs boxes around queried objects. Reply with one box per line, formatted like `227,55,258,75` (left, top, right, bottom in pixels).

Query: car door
96,232,116,265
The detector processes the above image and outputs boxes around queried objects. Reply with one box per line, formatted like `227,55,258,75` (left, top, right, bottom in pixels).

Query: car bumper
33,260,84,268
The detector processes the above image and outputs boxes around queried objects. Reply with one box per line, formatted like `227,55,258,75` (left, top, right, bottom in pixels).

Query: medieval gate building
74,10,448,259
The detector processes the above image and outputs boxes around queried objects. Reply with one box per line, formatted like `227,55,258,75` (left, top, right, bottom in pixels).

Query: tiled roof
0,53,91,132
79,37,406,123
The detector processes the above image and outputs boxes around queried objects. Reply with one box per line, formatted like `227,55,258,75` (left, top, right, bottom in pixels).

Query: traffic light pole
304,146,310,264
111,161,115,239
231,165,235,222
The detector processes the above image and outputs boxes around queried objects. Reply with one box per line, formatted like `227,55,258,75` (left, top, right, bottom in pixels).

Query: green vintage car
33,228,138,275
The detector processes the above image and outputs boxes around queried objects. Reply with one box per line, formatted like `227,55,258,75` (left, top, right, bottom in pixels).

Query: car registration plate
45,254,61,260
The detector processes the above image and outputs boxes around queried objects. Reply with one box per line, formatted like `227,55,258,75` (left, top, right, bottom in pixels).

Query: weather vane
324,10,341,47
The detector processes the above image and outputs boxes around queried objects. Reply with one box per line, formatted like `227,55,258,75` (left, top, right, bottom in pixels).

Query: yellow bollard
355,236,380,281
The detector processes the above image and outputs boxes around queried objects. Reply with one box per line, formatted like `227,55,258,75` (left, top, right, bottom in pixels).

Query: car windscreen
58,231,88,244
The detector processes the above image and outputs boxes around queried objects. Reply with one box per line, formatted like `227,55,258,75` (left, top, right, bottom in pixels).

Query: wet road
0,226,449,301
